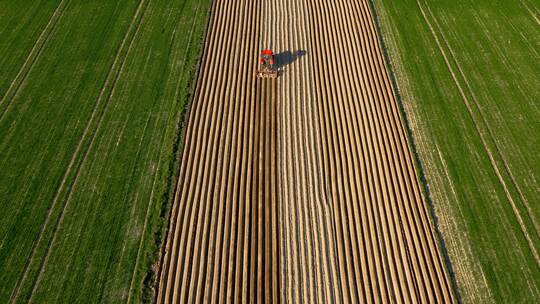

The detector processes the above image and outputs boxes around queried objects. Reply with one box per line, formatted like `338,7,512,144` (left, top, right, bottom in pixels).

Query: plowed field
158,0,455,302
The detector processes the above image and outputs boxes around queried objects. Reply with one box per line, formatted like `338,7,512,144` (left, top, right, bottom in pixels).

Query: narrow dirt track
157,0,455,302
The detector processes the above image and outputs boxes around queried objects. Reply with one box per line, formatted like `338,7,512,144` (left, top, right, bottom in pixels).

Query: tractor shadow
274,50,307,70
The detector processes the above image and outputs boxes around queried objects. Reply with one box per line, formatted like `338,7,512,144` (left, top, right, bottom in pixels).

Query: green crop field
0,0,211,302
372,0,539,302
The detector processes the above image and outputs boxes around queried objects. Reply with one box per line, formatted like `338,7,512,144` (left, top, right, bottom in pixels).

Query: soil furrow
158,0,456,302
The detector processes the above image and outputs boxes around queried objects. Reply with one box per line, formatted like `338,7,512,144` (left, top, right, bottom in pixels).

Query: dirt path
157,0,455,302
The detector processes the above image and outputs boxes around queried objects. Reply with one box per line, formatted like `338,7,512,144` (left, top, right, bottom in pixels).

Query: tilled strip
156,0,280,302
275,0,455,302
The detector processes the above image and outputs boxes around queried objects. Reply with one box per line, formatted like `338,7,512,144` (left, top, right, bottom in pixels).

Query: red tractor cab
259,49,275,65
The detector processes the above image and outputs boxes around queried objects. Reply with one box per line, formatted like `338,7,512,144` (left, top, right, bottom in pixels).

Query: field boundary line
153,0,219,300
366,0,462,300
125,0,204,302
417,0,540,267
0,0,70,122
9,1,150,302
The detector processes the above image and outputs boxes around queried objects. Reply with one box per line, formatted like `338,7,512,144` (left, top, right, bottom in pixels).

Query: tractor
256,49,278,78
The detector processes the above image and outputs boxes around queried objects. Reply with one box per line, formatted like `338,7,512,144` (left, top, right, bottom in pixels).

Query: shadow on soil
274,50,307,69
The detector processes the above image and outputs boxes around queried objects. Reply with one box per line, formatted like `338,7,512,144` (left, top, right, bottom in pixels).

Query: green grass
372,0,540,302
0,0,211,302
0,0,62,95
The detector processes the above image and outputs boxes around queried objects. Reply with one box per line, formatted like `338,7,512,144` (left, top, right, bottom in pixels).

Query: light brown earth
157,0,456,302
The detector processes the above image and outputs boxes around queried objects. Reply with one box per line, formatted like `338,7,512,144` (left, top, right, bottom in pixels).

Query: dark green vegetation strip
0,0,211,302
372,0,539,302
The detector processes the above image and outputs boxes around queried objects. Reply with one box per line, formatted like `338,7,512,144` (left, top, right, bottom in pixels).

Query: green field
0,0,210,302
372,0,540,302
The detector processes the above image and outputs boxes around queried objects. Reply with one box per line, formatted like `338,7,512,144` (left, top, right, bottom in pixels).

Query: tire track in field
0,0,70,122
417,0,540,268
519,0,540,26
422,1,540,237
27,1,151,299
9,1,151,302
159,0,455,302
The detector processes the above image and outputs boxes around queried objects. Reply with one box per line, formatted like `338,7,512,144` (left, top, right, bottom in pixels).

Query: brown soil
156,0,455,302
